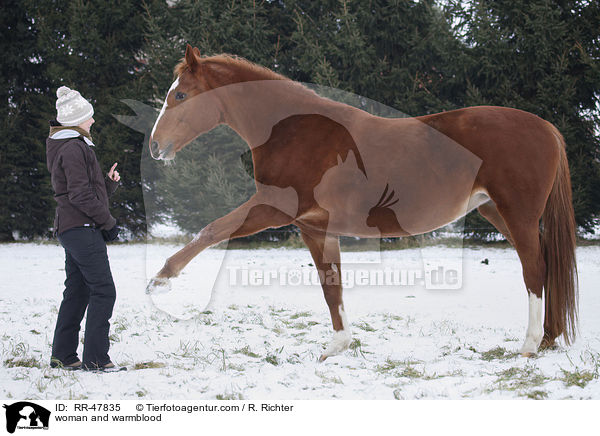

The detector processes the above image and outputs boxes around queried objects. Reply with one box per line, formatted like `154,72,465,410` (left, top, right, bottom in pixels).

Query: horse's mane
173,52,330,105
174,53,289,82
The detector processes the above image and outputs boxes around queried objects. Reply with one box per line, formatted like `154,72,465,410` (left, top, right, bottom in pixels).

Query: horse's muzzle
150,141,175,160
150,140,160,157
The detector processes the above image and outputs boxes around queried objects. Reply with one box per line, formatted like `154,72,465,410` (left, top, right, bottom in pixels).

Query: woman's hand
108,162,120,182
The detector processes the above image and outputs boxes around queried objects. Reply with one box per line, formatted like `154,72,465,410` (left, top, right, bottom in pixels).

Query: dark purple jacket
46,131,118,235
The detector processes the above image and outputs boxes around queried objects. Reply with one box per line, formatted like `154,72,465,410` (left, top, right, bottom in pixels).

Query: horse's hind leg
147,197,293,292
478,201,514,245
500,214,546,356
480,201,547,354
299,227,351,361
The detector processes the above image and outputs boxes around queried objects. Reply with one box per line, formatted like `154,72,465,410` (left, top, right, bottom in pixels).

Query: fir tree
139,0,282,235
449,0,600,233
0,0,54,240
28,0,168,237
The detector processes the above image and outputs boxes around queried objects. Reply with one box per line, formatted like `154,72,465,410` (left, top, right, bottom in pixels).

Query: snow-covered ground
1,242,599,400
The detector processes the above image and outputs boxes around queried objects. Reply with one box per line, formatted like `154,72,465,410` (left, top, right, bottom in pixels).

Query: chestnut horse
147,44,577,360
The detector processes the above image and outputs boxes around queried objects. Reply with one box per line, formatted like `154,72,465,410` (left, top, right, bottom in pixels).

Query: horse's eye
175,92,187,101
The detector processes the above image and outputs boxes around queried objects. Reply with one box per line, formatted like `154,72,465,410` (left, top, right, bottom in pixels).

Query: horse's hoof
146,277,171,295
539,338,556,350
520,351,536,358
319,330,352,362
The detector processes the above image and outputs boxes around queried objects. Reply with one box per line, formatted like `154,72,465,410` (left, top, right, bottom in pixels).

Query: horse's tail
541,125,578,346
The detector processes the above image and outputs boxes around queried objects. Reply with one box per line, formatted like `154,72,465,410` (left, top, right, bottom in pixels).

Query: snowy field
1,242,599,400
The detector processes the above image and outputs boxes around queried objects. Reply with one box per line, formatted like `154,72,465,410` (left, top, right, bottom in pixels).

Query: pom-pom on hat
55,86,94,126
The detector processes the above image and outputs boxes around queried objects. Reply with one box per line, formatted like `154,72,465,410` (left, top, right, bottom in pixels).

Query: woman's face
78,117,95,133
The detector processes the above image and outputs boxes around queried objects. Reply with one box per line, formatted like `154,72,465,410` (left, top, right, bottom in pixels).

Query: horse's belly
319,188,489,238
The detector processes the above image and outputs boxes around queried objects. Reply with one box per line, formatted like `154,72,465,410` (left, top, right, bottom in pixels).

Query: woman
46,86,123,372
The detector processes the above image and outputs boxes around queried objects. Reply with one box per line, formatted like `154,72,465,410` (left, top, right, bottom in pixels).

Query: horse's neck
218,80,360,148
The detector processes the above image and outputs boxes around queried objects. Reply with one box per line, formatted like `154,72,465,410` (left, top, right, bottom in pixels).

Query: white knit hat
55,86,94,126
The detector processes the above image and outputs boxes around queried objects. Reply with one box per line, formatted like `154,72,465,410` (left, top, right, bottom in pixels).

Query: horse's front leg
299,227,351,361
146,197,293,293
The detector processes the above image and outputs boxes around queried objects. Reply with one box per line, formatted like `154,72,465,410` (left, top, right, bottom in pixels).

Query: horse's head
149,44,223,160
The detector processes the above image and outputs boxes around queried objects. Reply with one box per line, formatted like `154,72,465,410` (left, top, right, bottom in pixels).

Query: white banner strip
0,399,595,435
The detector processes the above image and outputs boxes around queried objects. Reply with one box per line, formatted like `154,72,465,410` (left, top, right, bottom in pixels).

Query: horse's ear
193,46,201,57
185,44,199,70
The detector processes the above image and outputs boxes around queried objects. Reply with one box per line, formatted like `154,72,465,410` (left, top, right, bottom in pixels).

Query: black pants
52,227,116,367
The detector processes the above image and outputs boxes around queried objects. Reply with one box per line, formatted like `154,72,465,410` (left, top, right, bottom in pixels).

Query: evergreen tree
0,0,55,240
139,0,284,235
287,0,464,115
449,0,600,233
27,0,168,237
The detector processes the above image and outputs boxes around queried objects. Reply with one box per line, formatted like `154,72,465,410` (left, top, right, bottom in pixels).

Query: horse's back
417,106,562,215
417,106,559,159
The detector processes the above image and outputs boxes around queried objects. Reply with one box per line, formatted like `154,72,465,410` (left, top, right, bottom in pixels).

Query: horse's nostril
151,141,159,155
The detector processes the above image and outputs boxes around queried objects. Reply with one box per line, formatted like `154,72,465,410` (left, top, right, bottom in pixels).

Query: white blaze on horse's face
151,78,179,138
150,78,179,159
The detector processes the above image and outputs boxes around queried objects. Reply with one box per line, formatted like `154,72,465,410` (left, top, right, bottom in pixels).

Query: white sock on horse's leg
520,290,543,356
320,305,352,361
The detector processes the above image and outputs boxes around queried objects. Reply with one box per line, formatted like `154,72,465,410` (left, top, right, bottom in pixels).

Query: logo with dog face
3,402,50,433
